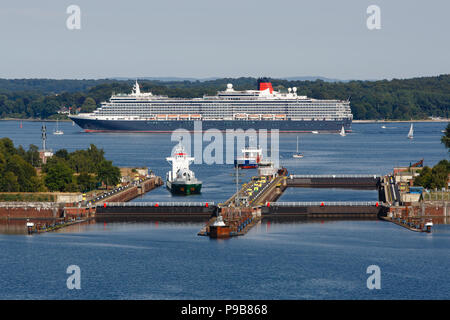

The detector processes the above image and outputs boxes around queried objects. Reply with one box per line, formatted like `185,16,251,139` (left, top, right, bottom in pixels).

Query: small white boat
424,221,433,233
381,125,386,129
26,219,34,234
339,126,346,137
293,136,304,158
53,119,64,135
407,123,413,139
311,131,319,134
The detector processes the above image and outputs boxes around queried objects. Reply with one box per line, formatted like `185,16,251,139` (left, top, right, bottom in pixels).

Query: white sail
408,123,413,139
53,119,64,135
293,136,304,158
340,125,346,136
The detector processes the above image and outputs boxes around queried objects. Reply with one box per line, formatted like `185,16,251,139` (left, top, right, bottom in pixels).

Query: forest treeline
413,124,450,190
0,138,121,193
0,75,448,120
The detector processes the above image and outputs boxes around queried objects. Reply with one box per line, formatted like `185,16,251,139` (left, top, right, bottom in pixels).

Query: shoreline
353,119,449,123
0,118,71,122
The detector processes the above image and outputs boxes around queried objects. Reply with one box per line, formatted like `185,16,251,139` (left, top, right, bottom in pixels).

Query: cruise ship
69,78,353,133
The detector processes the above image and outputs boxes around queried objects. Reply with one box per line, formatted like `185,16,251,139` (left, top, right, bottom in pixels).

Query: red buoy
155,203,159,207
321,202,324,206
205,202,209,208
103,203,107,208
267,202,270,207
376,202,379,207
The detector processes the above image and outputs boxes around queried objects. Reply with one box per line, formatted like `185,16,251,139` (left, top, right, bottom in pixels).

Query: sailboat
293,136,304,158
407,123,413,139
339,125,346,137
53,119,64,135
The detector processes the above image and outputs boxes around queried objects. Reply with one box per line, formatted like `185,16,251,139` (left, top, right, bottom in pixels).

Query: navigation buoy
376,202,379,207
267,202,270,207
320,202,324,206
155,203,159,207
103,203,107,208
205,202,209,208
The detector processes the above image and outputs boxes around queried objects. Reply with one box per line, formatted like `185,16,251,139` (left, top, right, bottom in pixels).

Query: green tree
0,171,19,192
44,160,74,192
80,97,97,113
414,160,450,189
55,149,70,160
25,144,42,167
97,160,121,188
76,172,97,192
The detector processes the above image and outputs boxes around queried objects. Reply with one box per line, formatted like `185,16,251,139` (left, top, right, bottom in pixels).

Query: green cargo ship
166,145,202,195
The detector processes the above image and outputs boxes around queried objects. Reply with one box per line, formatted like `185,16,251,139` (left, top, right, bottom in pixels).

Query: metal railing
97,202,214,207
289,174,380,179
270,201,379,207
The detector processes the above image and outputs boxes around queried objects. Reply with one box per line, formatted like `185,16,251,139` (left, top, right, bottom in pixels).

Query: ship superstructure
166,145,202,195
70,78,353,132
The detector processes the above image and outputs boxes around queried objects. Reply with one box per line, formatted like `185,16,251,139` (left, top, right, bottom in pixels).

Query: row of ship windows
96,113,344,117
97,108,349,112
106,103,347,107
98,108,347,111
96,112,348,116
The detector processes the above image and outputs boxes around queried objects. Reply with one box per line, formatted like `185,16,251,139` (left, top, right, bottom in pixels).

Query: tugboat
209,215,231,239
166,144,202,195
234,146,262,169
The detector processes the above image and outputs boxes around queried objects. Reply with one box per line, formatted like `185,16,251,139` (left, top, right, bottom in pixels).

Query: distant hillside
112,76,347,82
0,75,448,120
0,79,115,95
282,76,347,82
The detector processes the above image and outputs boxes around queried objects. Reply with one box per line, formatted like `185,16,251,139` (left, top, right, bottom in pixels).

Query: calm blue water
0,120,449,299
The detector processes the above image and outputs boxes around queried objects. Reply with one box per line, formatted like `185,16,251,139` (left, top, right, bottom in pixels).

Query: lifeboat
248,114,260,120
156,114,167,120
275,114,286,119
234,113,247,119
191,114,202,119
168,114,179,120
262,114,274,119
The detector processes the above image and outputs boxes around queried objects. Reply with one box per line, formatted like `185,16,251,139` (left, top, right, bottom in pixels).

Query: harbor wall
96,204,215,218
264,205,383,217
98,177,163,203
388,201,449,224
0,202,63,219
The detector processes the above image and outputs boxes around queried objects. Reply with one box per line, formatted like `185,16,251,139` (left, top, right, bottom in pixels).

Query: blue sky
0,0,449,79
